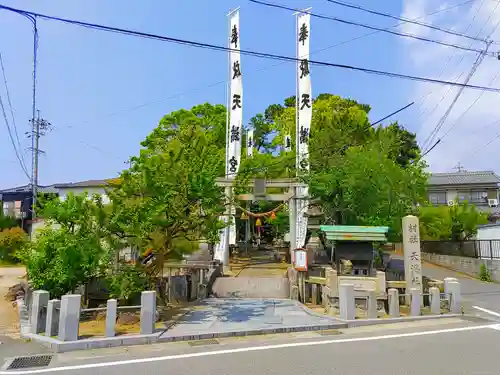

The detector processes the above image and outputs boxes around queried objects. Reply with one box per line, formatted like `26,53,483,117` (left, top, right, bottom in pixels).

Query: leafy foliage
0,212,18,230
479,263,492,282
0,227,27,263
19,193,110,298
107,264,151,303
269,94,428,238
418,201,488,241
107,109,226,274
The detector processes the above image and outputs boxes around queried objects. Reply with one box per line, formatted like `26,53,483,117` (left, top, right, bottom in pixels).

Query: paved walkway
160,298,343,340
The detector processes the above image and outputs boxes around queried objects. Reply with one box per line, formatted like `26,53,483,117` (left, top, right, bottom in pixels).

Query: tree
376,123,420,168
418,201,488,241
107,122,226,275
18,193,110,298
271,94,427,238
0,227,27,263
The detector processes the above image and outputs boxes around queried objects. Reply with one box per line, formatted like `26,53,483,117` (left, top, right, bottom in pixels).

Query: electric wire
0,0,476,138
1,4,500,94
325,0,495,44
0,94,31,179
0,52,26,169
422,1,500,154
249,0,496,57
412,0,487,133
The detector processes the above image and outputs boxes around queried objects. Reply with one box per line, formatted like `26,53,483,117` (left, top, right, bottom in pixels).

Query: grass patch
79,320,165,338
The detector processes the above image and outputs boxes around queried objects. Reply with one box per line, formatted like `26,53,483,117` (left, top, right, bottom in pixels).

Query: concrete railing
29,290,157,341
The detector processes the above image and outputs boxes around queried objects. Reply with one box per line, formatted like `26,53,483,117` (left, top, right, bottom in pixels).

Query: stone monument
402,215,423,295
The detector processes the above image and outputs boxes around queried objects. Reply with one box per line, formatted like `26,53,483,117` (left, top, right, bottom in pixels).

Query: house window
429,192,446,205
470,190,487,203
457,191,471,203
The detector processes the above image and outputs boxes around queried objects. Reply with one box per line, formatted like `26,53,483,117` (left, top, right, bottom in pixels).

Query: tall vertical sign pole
215,7,242,266
294,9,312,256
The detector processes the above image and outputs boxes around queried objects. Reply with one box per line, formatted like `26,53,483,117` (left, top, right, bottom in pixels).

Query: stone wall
421,252,500,281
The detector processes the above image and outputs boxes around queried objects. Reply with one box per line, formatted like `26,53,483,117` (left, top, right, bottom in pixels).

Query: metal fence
421,240,500,260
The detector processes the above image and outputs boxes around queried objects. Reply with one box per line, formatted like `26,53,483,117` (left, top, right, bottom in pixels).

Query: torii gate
215,177,308,265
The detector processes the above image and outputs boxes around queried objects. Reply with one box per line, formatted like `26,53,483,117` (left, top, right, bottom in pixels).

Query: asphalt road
421,261,500,317
2,317,500,375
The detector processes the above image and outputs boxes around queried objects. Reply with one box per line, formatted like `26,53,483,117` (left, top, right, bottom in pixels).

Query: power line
439,68,500,140
371,102,414,126
249,0,496,57
1,4,500,94
11,0,476,133
414,0,487,133
421,1,500,153
325,0,494,45
0,52,26,169
0,94,30,179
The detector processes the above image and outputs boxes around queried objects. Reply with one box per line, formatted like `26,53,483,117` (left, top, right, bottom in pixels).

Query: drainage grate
7,355,53,370
316,329,341,336
188,339,220,347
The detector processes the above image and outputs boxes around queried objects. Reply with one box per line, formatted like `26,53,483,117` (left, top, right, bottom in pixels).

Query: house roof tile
429,171,500,186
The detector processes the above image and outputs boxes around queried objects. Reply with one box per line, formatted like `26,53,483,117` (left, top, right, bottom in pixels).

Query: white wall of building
58,187,109,204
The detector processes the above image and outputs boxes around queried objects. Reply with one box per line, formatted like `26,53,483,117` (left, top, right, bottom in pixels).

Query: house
53,180,111,204
0,184,58,232
428,171,500,222
0,179,113,234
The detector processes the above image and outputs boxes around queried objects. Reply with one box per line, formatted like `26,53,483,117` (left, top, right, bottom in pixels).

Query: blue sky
1,0,499,190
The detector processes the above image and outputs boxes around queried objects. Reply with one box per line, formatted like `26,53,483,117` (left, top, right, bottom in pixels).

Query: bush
479,263,492,282
107,264,152,304
0,227,27,263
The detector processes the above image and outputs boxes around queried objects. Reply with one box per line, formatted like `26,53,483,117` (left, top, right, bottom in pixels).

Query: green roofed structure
319,225,390,276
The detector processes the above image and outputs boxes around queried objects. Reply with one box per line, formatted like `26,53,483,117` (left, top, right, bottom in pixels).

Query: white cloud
400,0,500,173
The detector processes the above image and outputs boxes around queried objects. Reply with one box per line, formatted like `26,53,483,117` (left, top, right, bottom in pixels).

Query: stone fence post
140,291,156,335
448,281,461,314
30,290,49,334
388,288,400,318
58,295,81,342
106,299,117,337
46,299,60,337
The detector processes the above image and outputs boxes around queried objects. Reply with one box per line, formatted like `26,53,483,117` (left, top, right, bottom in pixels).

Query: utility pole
28,111,51,218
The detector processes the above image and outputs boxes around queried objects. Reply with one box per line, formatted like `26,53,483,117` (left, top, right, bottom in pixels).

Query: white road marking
472,305,500,318
490,324,500,331
0,324,494,375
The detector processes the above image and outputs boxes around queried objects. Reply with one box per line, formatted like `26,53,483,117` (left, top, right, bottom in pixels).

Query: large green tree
107,119,226,275
270,94,427,237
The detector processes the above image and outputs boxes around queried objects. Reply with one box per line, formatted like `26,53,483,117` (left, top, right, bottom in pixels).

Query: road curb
22,313,464,353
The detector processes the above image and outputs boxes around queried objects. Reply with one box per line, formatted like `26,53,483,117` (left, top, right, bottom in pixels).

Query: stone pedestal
339,284,355,320
429,287,440,315
106,299,117,337
46,299,60,337
58,295,81,342
30,290,49,334
140,291,156,335
388,288,400,318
